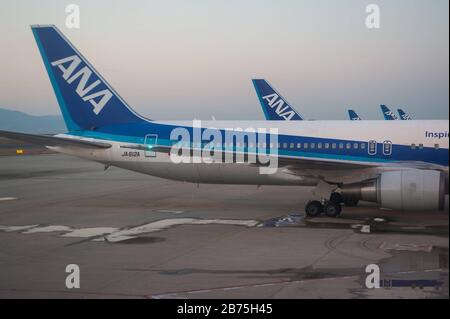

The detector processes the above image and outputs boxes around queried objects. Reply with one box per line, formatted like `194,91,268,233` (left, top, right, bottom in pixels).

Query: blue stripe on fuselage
67,121,449,167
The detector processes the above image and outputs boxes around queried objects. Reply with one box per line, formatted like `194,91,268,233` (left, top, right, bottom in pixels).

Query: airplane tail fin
31,25,147,131
398,108,412,120
348,109,362,120
380,105,398,120
252,79,303,121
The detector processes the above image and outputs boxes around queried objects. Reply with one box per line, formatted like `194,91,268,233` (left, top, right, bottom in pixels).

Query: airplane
348,110,362,121
380,105,399,120
253,79,397,123
1,25,448,218
252,79,304,121
398,108,413,120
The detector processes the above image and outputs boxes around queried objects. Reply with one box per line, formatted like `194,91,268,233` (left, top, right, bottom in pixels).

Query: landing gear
305,200,324,217
305,183,344,218
324,201,342,217
330,191,359,207
343,198,359,207
330,192,344,204
305,200,342,218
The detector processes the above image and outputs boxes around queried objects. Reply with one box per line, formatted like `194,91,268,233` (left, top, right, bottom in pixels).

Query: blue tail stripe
252,79,303,121
348,109,362,120
398,109,412,120
380,105,398,120
32,27,81,131
31,25,147,131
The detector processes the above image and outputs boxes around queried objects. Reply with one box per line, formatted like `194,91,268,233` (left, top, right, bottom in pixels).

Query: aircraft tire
305,201,323,217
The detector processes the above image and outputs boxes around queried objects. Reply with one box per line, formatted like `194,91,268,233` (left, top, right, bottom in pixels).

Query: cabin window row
411,144,440,150
180,141,367,150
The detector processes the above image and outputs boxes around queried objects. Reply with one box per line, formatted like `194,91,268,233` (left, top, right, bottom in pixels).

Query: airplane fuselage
52,120,449,186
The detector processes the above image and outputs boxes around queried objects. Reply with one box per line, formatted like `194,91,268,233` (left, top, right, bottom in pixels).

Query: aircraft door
368,140,377,155
144,134,158,157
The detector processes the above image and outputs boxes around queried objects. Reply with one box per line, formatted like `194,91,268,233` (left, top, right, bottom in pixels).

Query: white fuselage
51,120,449,186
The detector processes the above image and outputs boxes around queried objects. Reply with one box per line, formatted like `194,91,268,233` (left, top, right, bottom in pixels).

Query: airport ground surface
0,154,448,299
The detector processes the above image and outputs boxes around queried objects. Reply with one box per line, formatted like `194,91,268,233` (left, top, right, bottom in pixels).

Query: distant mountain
0,108,65,133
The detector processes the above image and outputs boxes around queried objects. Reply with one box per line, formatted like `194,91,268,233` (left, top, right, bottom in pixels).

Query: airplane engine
341,170,447,211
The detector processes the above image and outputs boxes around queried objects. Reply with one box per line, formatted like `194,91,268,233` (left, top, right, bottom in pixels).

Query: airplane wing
0,130,112,149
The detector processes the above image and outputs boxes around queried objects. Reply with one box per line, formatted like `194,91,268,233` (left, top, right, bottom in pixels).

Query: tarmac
0,154,448,298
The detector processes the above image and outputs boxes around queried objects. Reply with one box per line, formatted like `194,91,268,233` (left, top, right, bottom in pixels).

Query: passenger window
310,143,316,149
332,143,337,149
290,143,294,149
346,143,351,149
435,144,440,150
318,143,323,149
297,143,301,149
354,143,359,149
304,143,309,149
419,144,424,150
411,143,416,150
360,143,366,149
325,143,330,149
339,143,344,149
283,143,287,148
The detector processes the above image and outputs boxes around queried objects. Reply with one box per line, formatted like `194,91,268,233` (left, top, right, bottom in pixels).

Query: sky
0,0,448,120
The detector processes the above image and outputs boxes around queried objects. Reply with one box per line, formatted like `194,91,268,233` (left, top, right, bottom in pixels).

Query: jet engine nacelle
341,170,447,211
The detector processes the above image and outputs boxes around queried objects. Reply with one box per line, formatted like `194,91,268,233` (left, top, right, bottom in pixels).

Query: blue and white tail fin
398,108,412,120
348,109,362,120
31,25,147,131
380,105,398,120
252,79,303,121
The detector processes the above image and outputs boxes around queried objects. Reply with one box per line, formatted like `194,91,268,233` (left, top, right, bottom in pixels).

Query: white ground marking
361,225,371,233
23,225,73,234
149,275,359,299
98,218,259,242
156,210,184,214
0,218,259,243
0,197,18,201
0,225,38,232
61,227,119,238
379,242,433,252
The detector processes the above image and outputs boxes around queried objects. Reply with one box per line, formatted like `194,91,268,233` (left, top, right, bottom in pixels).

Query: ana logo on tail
262,93,297,121
51,55,112,114
384,110,398,119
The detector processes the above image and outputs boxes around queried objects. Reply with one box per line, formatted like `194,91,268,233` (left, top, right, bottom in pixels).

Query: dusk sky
0,0,448,120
